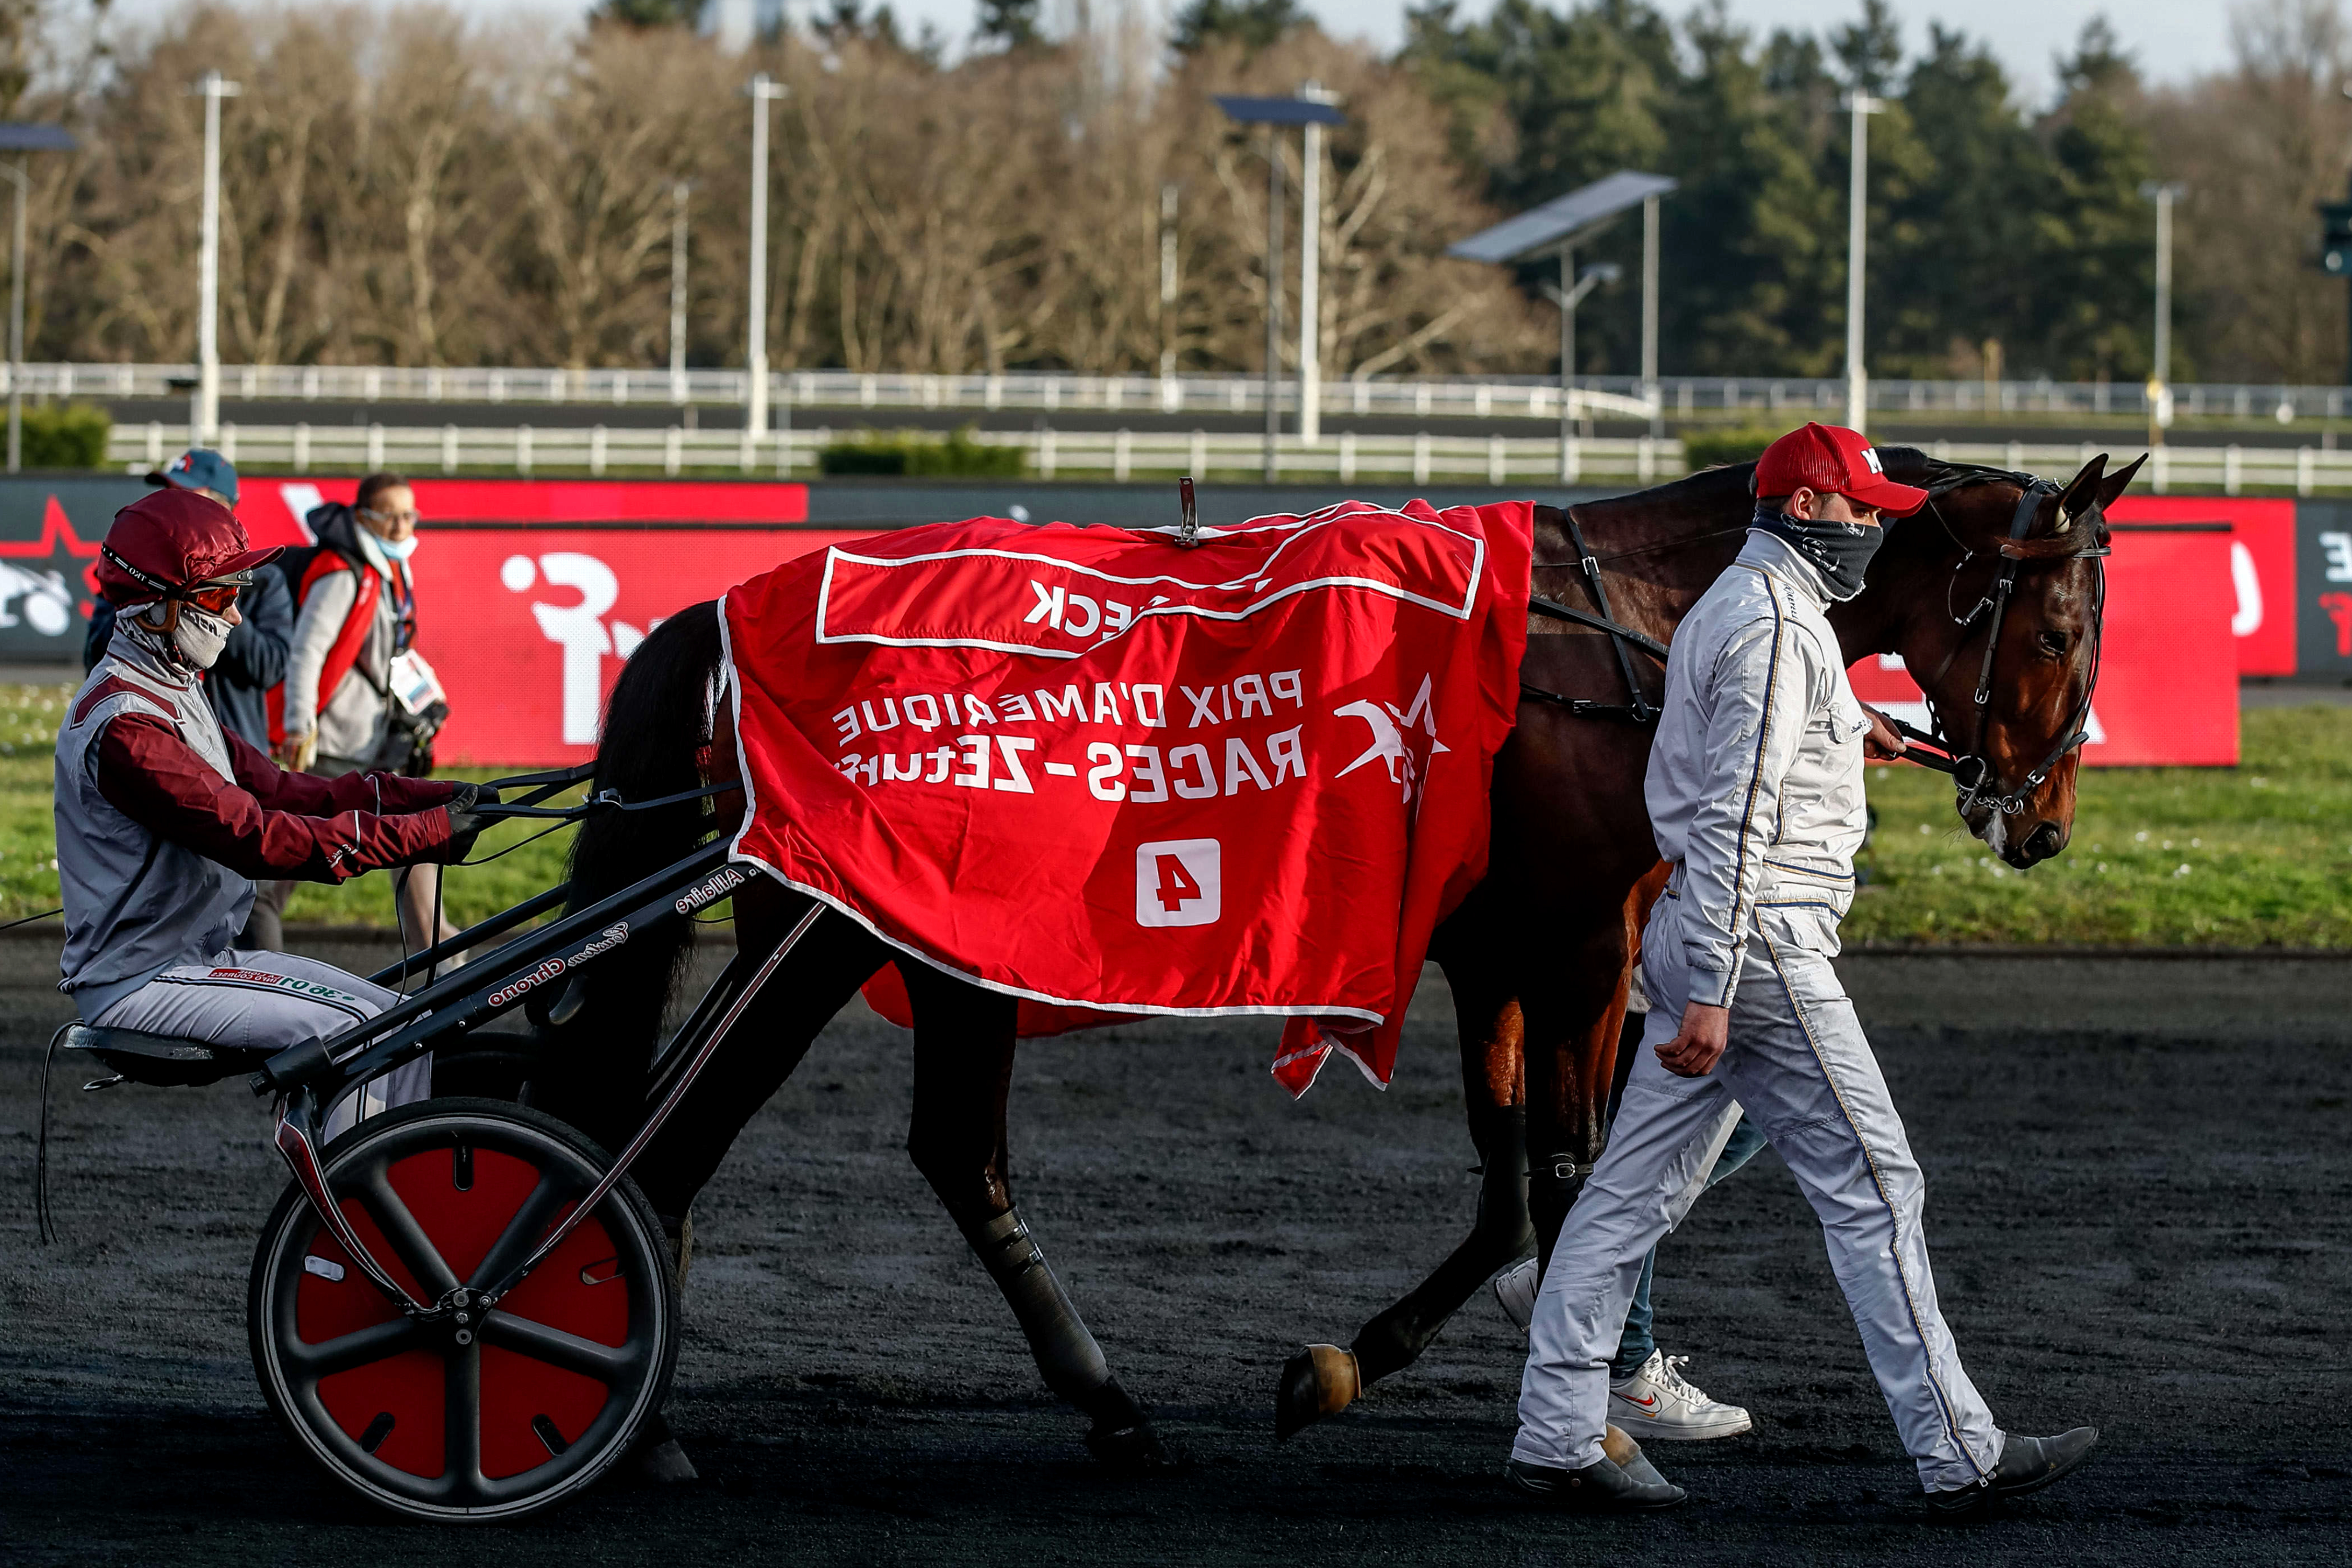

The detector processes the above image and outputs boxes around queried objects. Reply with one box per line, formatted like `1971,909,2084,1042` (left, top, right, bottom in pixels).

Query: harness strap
1562,509,1657,724
1527,595,1672,662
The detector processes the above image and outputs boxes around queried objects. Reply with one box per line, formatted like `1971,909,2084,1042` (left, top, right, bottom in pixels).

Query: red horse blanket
721,499,1531,1093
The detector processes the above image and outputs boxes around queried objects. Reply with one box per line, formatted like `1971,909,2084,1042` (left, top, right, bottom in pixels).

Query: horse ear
2054,454,2107,534
2093,453,2149,513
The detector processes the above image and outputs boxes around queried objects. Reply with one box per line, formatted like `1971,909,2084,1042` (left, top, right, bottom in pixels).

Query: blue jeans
1612,1114,1768,1378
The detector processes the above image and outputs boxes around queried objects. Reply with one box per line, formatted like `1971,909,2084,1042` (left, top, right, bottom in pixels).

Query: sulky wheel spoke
477,1310,648,1384
352,1166,462,1301
444,1334,486,1502
282,1317,424,1379
466,1168,585,1294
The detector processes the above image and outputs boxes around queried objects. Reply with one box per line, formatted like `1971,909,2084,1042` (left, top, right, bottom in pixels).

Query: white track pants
1513,908,2002,1493
95,949,425,1142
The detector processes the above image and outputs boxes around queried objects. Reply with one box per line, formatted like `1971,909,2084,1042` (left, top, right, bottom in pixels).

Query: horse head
1854,449,2146,869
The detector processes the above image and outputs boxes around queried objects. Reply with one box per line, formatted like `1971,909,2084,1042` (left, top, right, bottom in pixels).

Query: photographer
275,471,456,955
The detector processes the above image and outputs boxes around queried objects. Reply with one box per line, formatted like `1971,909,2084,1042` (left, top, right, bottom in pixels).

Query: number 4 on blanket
1135,839,1220,927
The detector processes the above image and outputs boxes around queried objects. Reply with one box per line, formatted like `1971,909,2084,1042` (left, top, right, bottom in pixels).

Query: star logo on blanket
1333,674,1450,805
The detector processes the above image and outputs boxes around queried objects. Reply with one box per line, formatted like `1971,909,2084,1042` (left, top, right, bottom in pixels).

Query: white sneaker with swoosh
1609,1350,1752,1441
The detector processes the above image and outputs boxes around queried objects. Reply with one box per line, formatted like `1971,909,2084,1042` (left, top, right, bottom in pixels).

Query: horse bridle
1519,472,2109,819
1900,471,2110,817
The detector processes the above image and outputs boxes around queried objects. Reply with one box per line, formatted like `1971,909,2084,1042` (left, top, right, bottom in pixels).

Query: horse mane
533,598,727,1154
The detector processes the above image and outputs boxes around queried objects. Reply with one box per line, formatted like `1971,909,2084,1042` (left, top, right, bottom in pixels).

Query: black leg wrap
1350,1103,1535,1387
959,1207,1181,1473
1528,1150,1592,1276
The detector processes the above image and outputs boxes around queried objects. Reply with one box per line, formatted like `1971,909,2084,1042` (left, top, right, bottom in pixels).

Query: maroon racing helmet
96,486,280,609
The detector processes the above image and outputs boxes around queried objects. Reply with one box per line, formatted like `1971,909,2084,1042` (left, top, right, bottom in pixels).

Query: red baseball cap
96,486,280,606
1755,422,1928,517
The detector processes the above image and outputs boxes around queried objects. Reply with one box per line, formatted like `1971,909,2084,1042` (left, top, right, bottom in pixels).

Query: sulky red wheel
247,1098,678,1523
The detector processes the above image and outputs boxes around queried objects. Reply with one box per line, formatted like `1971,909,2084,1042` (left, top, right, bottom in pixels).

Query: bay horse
528,447,2140,1468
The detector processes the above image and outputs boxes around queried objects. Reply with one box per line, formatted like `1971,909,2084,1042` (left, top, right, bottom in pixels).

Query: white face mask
377,532,419,561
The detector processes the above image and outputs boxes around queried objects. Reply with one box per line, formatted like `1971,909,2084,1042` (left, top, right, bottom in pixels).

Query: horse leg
1525,869,1667,1274
1275,920,1532,1437
898,959,1177,1474
621,883,889,1225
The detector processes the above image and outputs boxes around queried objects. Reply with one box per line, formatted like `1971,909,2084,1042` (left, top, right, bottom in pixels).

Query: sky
96,0,2240,106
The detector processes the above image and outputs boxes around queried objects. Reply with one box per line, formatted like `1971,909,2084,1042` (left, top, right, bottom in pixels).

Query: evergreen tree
1170,0,1310,55
1876,26,2046,376
977,0,1042,49
593,0,705,26
2034,19,2159,379
1828,0,1904,94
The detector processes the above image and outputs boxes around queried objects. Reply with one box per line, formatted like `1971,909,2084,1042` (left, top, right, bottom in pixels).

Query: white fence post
1339,430,1356,483
366,423,385,470
1114,428,1132,482
293,422,309,473
2223,445,2241,495
1413,432,1430,486
2299,446,2316,497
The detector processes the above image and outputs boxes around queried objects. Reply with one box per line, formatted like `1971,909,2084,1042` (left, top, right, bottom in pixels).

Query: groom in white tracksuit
1506,423,2097,1519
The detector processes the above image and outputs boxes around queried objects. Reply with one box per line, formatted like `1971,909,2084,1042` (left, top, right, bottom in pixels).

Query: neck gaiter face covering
1751,502,1885,601
171,606,234,669
120,603,230,672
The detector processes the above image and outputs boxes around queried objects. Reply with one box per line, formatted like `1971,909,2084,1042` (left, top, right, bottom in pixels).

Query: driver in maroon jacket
55,488,494,1134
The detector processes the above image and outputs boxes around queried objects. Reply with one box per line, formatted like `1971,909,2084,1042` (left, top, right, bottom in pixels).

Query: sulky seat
60,1022,278,1087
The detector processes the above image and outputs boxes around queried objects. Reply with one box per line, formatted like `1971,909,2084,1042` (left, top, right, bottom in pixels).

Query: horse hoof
1274,1343,1362,1439
1086,1420,1186,1476
619,1413,700,1485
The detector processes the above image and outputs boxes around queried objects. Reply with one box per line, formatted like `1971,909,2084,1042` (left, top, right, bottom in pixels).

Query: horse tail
531,598,727,1154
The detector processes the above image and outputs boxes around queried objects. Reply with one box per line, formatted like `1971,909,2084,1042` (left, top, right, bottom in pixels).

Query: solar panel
0,123,76,152
1447,171,1676,265
1213,95,1346,128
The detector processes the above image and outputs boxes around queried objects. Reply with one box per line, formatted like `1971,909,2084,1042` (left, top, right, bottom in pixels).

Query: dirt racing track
4,936,2349,1566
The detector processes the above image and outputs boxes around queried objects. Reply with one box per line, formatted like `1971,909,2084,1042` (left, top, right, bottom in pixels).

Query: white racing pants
95,949,429,1142
1514,904,2003,1493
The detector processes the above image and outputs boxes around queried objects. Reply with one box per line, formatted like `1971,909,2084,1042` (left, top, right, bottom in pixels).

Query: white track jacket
1643,530,1872,1007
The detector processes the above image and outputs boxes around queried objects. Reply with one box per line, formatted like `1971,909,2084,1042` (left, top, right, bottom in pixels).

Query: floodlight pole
1641,192,1660,435
1297,80,1339,446
2,159,25,471
194,70,241,448
1263,129,1283,481
2139,179,2184,445
1158,183,1179,389
1842,93,1882,434
669,182,690,401
744,73,787,441
1559,245,1575,463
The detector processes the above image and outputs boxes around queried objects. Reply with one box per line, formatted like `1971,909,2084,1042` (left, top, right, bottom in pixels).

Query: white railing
104,421,2352,494
32,359,2352,425
111,421,1680,485
32,361,1656,423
